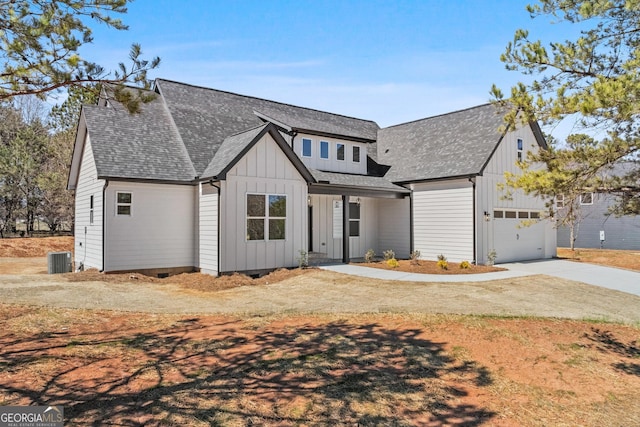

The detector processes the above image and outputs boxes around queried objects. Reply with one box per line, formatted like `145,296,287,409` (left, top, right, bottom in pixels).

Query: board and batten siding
476,125,556,264
104,182,197,271
73,134,104,271
199,183,219,275
377,198,411,259
307,195,379,259
220,133,308,272
411,180,474,263
292,132,368,175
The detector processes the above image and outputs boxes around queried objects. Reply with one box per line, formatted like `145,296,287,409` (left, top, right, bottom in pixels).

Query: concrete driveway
499,259,640,297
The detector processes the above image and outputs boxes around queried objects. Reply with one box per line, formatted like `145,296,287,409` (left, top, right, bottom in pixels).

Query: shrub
437,254,447,262
387,258,399,268
459,260,471,269
437,259,448,270
487,250,497,266
383,249,395,261
410,250,421,265
297,249,309,268
364,249,376,263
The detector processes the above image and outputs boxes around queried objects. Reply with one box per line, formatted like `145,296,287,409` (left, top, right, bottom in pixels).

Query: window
493,210,504,219
530,211,540,219
349,202,360,237
556,194,565,208
505,211,517,219
353,146,360,163
89,195,94,225
320,141,329,159
337,143,345,161
246,194,286,241
116,192,132,216
580,192,593,205
518,211,529,219
517,138,523,162
302,138,312,157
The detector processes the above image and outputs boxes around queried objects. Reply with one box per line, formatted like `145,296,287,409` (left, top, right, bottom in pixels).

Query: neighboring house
68,79,556,276
556,164,640,249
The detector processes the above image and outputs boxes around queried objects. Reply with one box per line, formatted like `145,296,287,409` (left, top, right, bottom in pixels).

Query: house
556,163,640,250
67,79,556,276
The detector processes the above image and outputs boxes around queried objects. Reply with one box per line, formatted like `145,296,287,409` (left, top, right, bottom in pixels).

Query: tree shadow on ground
0,316,496,425
585,327,640,377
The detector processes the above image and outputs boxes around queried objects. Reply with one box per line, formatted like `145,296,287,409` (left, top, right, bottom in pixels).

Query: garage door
493,209,546,263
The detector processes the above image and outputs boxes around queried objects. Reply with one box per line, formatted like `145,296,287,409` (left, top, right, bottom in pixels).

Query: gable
201,123,314,182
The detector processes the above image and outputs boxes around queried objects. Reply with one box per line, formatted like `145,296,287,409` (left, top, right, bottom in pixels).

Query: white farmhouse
68,79,556,276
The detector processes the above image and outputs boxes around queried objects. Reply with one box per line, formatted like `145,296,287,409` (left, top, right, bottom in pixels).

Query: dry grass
0,236,73,257
1,307,638,426
557,247,640,272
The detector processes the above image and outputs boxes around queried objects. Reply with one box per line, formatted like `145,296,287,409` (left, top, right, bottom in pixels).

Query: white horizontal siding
293,132,368,175
74,134,104,270
412,181,474,263
377,198,411,259
104,182,196,271
199,184,219,275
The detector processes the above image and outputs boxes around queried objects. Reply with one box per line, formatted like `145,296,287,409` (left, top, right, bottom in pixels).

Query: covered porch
307,170,411,264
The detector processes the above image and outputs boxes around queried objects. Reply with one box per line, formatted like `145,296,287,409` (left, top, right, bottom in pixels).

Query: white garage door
493,210,546,263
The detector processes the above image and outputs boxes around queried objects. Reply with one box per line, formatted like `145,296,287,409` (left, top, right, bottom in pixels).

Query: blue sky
84,0,580,133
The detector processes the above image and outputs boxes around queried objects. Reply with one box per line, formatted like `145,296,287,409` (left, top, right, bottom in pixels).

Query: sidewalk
320,259,640,297
320,263,533,283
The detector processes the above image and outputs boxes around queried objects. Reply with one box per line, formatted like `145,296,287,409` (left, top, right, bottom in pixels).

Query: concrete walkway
321,259,640,297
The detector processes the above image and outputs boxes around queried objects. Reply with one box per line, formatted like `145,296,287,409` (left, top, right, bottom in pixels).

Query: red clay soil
0,307,638,426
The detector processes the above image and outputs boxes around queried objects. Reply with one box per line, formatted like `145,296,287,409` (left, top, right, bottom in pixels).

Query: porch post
342,194,349,263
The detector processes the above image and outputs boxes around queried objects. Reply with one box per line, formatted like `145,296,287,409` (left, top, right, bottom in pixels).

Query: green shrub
437,259,448,270
459,260,471,269
364,249,376,263
387,258,399,268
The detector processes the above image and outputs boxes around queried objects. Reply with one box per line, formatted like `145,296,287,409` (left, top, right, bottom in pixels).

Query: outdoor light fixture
307,195,312,207
484,211,491,221
356,197,361,206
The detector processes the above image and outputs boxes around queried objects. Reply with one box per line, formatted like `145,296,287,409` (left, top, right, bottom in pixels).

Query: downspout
409,192,414,255
101,180,109,272
469,177,477,265
289,130,298,150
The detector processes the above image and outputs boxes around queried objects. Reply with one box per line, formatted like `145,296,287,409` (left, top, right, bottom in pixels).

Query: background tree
1,0,160,112
503,133,602,249
492,0,640,214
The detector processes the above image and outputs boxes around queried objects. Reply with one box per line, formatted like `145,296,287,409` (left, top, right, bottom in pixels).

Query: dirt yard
558,247,640,272
1,237,639,426
0,306,638,426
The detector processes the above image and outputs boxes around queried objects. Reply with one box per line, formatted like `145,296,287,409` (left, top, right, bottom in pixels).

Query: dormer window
302,138,312,157
320,141,329,159
517,138,523,162
353,146,360,163
337,143,345,161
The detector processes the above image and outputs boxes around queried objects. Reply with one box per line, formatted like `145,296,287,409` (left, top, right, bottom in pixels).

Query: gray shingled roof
83,92,196,182
201,124,268,179
377,103,508,183
155,79,379,176
310,169,409,193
